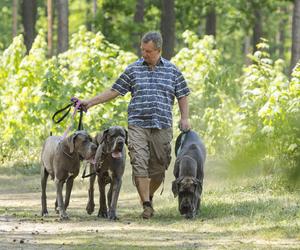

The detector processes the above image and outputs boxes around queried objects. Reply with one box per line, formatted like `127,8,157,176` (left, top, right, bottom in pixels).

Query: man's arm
178,96,191,131
82,89,120,110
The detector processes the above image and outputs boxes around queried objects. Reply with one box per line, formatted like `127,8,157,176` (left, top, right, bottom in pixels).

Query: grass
0,157,299,249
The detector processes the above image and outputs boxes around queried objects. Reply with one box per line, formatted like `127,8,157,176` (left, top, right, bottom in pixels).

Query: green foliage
172,31,239,153
0,27,298,188
231,40,299,185
0,27,136,163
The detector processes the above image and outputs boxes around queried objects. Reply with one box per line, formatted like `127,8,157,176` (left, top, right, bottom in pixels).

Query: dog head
172,176,202,219
68,130,97,161
95,126,127,159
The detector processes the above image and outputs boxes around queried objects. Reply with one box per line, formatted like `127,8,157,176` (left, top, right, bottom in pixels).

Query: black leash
52,97,86,132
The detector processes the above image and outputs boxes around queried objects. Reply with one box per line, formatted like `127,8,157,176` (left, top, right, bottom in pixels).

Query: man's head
141,31,162,66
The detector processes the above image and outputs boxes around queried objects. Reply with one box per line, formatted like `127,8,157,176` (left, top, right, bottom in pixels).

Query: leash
52,97,87,139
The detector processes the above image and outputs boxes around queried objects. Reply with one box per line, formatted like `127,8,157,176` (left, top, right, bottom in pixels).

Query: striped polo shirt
111,57,190,129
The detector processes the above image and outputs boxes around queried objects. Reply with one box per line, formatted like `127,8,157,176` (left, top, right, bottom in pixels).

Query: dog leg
108,177,122,220
86,165,96,215
55,179,68,220
41,168,49,216
98,175,108,218
64,176,74,210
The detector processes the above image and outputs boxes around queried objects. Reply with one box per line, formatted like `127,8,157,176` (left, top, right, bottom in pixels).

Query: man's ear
172,180,179,198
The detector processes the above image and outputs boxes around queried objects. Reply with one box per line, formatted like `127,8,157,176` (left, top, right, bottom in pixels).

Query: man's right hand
80,100,91,111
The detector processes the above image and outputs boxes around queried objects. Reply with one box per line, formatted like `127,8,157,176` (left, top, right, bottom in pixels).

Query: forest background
0,0,299,189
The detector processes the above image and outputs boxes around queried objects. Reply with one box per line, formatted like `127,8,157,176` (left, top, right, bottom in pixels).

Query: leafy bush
172,31,239,153
0,27,136,163
231,40,299,185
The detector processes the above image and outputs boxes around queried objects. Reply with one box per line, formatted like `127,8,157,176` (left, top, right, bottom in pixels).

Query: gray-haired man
82,31,191,219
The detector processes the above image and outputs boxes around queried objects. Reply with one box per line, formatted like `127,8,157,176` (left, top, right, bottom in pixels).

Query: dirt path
0,164,299,249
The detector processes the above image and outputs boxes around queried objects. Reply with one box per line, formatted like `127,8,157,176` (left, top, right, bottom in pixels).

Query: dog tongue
112,151,122,158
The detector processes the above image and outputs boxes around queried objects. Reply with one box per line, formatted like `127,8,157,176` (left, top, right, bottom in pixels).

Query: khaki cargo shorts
128,125,173,180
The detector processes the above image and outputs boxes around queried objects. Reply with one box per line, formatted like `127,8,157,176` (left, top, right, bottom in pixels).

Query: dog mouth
112,150,122,159
111,141,124,159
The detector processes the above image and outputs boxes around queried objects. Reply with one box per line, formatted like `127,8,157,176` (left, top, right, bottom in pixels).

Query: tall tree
291,0,300,72
57,0,69,53
12,0,18,38
47,0,53,57
279,6,288,59
21,0,37,53
161,0,175,59
133,0,145,56
252,8,263,52
205,4,216,37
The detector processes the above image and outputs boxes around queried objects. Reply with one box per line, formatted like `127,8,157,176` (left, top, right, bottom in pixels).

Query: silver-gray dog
41,130,97,219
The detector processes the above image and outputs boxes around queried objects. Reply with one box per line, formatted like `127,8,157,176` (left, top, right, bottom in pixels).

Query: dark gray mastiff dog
86,126,127,220
172,130,206,219
41,130,97,219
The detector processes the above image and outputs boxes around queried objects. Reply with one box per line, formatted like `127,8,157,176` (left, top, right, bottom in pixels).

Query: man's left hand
179,118,191,132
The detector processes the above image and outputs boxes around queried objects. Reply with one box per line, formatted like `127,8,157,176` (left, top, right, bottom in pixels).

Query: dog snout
179,198,193,215
114,138,125,150
91,143,97,152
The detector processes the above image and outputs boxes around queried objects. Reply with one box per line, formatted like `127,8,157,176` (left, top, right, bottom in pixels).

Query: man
81,31,191,219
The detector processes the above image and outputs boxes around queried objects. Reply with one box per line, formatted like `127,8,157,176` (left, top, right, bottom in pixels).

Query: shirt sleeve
111,67,132,96
174,70,190,99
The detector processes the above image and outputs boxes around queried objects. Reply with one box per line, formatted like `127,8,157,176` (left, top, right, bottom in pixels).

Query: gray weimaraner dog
41,130,97,219
86,126,127,220
172,130,206,219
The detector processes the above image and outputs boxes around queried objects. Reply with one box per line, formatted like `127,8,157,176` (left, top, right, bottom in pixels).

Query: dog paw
108,210,118,221
59,212,69,220
41,210,48,217
86,202,95,215
97,210,107,218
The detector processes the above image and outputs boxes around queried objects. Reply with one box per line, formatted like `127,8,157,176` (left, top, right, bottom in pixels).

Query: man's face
141,41,161,66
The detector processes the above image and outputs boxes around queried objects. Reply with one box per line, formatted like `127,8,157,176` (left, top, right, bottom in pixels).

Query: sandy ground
0,161,299,249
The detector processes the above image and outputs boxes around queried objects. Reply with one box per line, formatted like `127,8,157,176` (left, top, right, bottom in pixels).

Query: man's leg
148,127,172,208
135,176,153,219
135,176,150,203
149,175,164,200
128,125,153,218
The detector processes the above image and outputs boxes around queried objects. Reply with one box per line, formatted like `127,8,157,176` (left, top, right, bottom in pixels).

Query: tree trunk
21,0,37,53
92,0,97,31
252,8,263,52
133,0,144,56
205,6,216,37
160,0,175,60
278,6,288,59
57,0,69,54
291,0,300,73
86,0,92,31
243,36,251,65
47,0,53,57
12,0,18,38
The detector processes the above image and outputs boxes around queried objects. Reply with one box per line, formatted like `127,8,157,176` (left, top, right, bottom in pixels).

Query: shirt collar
141,57,164,66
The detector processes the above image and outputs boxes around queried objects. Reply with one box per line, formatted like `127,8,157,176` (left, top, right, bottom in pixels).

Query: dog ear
172,180,179,197
68,132,80,153
100,129,109,144
124,129,128,145
192,178,203,194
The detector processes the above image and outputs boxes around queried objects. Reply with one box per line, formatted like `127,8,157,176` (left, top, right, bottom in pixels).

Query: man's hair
141,31,163,50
